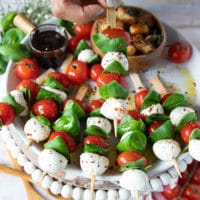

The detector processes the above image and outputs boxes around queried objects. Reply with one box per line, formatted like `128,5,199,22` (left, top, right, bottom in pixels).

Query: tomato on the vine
162,184,181,199
180,121,200,144
83,135,109,149
14,58,40,80
74,22,93,39
96,72,126,88
0,102,15,125
168,41,191,64
90,64,104,81
65,60,89,84
49,131,77,153
89,99,104,112
147,121,163,134
134,89,149,109
32,99,59,121
67,36,81,53
117,151,147,167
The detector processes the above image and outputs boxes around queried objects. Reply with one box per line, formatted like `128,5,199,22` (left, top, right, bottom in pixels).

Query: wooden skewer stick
90,172,96,198
75,83,90,101
106,0,116,28
172,158,182,178
26,139,33,150
130,73,145,93
113,119,118,138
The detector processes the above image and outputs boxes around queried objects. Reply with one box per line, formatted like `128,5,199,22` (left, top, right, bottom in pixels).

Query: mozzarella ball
189,139,200,161
78,49,94,62
141,103,164,116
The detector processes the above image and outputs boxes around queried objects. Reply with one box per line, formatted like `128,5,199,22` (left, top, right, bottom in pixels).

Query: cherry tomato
178,170,189,186
90,64,104,81
117,151,147,167
67,36,81,53
83,135,109,149
96,72,127,88
14,58,40,80
48,71,70,88
89,99,104,112
65,60,89,84
168,41,191,64
191,168,200,185
64,98,87,113
161,93,172,104
102,27,131,45
128,109,145,121
0,102,15,125
183,183,200,200
162,184,181,199
134,89,149,109
32,99,58,121
181,121,200,144
147,121,163,134
74,22,93,39
16,79,40,103
49,131,77,153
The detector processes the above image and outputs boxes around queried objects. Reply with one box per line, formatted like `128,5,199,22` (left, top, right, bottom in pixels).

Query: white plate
2,22,199,192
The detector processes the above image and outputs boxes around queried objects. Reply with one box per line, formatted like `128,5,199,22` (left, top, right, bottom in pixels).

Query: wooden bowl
91,6,167,72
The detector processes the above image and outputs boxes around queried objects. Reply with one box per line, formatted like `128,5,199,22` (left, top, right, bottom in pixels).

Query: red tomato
65,60,89,84
48,71,70,88
89,99,104,112
83,135,109,149
180,121,200,144
67,36,81,53
134,89,149,109
32,99,58,121
161,93,172,104
64,98,87,113
178,170,189,186
168,41,191,64
74,22,93,39
147,121,163,134
183,183,200,200
128,109,144,121
162,184,181,199
96,72,126,88
191,168,200,185
0,102,15,125
102,27,131,45
90,64,104,81
14,58,40,80
16,79,40,103
117,151,147,167
49,131,77,153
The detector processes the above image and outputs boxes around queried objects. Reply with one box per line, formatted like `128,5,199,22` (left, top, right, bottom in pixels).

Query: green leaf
149,120,175,142
190,129,200,140
163,93,188,113
120,158,147,172
89,108,103,117
0,11,17,33
145,114,169,124
141,90,160,110
0,44,30,61
87,54,100,66
99,80,128,100
103,60,129,75
73,40,89,60
2,28,25,44
117,130,147,153
57,19,75,36
92,33,127,55
35,115,51,127
83,144,109,156
117,114,146,137
3,94,24,115
85,125,109,138
21,88,31,104
0,55,7,74
44,135,70,161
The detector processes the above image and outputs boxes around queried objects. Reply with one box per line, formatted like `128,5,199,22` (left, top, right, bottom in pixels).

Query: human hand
50,0,122,24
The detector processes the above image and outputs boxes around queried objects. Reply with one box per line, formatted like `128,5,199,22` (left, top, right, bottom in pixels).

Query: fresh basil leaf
21,88,31,105
145,114,169,124
190,128,200,140
0,55,7,74
83,144,109,156
73,40,89,60
141,90,160,110
35,115,51,127
85,125,109,138
120,158,147,172
103,60,129,75
177,112,197,132
99,80,128,100
57,19,75,36
2,28,25,44
92,33,127,55
0,120,2,130
3,94,24,115
89,108,103,117
117,114,146,137
44,135,70,161
163,93,188,113
149,120,175,142
117,130,147,153
87,54,100,66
